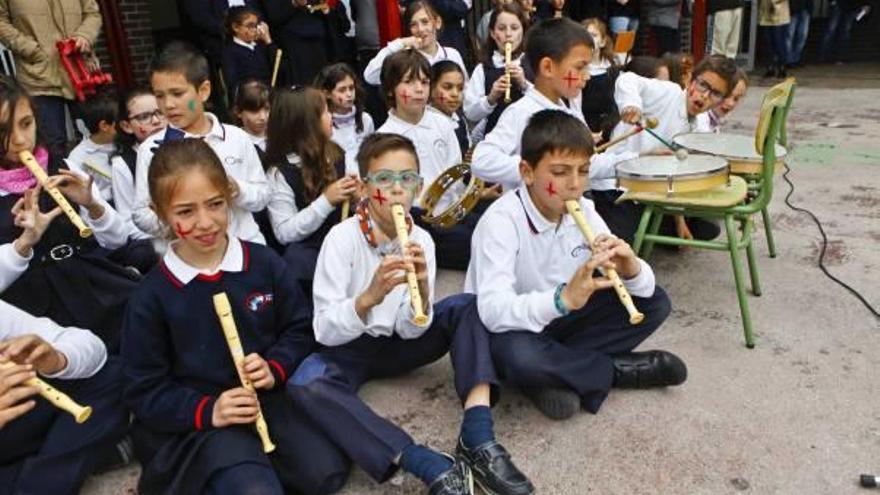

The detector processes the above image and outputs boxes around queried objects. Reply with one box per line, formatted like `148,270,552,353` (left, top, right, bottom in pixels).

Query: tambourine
420,163,484,229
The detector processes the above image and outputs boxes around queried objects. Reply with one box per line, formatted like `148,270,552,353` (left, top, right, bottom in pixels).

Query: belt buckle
49,244,74,261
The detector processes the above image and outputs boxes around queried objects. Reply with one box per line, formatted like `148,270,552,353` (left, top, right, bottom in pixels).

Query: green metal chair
624,79,797,348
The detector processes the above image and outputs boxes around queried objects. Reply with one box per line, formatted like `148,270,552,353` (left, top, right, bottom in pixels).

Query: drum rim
616,153,729,179
616,166,729,181
672,132,788,161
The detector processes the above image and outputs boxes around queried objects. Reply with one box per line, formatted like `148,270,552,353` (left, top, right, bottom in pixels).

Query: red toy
56,39,113,101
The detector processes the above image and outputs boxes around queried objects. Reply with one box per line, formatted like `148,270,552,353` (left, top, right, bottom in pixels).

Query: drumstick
596,118,659,153
271,49,283,88
19,151,93,238
82,160,111,180
644,126,677,151
503,42,512,104
0,361,92,423
212,293,277,453
565,200,645,325
390,203,429,326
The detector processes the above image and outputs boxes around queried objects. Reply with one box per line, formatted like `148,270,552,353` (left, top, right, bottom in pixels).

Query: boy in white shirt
133,42,270,245
466,110,686,421
65,92,117,203
592,54,739,243
0,305,128,494
287,134,533,495
471,17,637,191
377,49,481,271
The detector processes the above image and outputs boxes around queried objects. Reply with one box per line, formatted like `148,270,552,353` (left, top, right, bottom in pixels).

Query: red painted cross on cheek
563,71,579,88
372,189,388,206
401,91,410,105
175,222,195,239
545,181,557,197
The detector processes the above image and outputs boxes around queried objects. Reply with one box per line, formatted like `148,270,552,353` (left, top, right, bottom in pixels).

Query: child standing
287,133,533,495
466,110,686,420
233,79,271,153
472,17,636,190
363,1,467,86
314,63,375,175
66,92,118,203
122,138,349,495
464,2,530,141
0,76,137,350
263,87,358,294
430,60,471,156
133,42,270,246
221,6,276,105
580,18,621,144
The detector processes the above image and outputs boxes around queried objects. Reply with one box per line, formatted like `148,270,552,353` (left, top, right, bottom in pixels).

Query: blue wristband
554,283,570,316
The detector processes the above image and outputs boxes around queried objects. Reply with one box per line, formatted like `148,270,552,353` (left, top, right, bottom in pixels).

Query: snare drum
616,154,729,195
673,132,787,175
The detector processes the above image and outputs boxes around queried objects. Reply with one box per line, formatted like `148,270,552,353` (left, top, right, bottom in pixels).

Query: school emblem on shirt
245,292,274,312
433,138,448,157
571,242,591,258
225,156,244,166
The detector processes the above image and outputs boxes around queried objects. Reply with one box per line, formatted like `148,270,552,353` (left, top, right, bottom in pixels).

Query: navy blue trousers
489,287,671,413
205,461,283,495
287,293,498,482
0,359,128,495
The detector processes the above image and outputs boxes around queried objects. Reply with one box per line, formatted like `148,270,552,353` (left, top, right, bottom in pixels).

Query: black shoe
612,350,687,389
524,387,579,420
428,453,473,495
94,435,135,474
778,66,788,78
456,437,534,495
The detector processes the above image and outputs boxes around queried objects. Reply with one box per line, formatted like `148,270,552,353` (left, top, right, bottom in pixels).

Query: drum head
616,154,729,179
673,132,788,161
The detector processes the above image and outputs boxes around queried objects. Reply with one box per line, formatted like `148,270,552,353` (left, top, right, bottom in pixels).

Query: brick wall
93,0,156,87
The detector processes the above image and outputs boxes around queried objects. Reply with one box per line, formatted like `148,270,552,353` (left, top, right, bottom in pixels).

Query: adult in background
645,0,682,55
819,0,871,64
758,0,790,78
0,0,102,162
787,0,812,67
709,0,745,58
608,0,641,38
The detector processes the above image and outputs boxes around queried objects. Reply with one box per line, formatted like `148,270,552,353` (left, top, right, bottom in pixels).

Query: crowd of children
0,8,758,495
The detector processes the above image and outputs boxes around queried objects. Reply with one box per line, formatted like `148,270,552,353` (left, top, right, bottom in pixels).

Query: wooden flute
390,204,429,326
564,200,645,324
19,151,92,238
0,361,92,423
271,49,283,88
503,42,513,104
212,293,277,453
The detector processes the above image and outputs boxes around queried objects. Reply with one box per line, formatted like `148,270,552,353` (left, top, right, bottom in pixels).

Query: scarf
0,147,49,194
332,108,357,129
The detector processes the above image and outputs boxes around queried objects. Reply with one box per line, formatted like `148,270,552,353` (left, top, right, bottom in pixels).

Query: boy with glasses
287,133,534,495
589,54,738,244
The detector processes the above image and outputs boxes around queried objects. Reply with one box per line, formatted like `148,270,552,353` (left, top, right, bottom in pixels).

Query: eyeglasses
128,109,163,124
364,170,422,190
241,22,259,30
693,78,725,102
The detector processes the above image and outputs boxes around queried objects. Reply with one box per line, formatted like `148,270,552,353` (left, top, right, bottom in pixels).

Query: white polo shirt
312,216,437,347
363,39,467,86
377,107,462,209
464,185,655,333
65,137,114,202
132,114,269,244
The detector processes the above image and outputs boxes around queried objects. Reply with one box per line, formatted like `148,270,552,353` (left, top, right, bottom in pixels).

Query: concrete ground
82,75,880,494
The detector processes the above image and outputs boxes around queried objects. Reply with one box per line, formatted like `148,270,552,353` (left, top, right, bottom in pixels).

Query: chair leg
641,210,664,260
725,214,756,349
632,206,654,256
744,218,762,297
761,206,777,258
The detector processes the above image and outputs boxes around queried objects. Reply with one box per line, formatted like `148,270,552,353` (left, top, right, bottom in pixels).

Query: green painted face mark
188,99,197,112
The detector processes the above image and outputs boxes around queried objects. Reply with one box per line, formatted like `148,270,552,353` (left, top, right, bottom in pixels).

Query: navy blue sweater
121,241,315,433
221,42,275,104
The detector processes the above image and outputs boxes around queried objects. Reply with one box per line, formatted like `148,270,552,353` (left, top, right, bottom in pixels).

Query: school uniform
464,52,531,139
266,153,345,295
331,109,375,175
0,305,128,495
471,87,634,191
132,114,270,246
221,37,276,105
246,131,267,153
65,137,115,203
433,0,472,60
581,61,621,142
122,238,349,495
286,207,497,482
363,39,467,86
592,72,717,243
464,186,671,412
104,144,158,274
378,108,481,270
0,152,140,351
